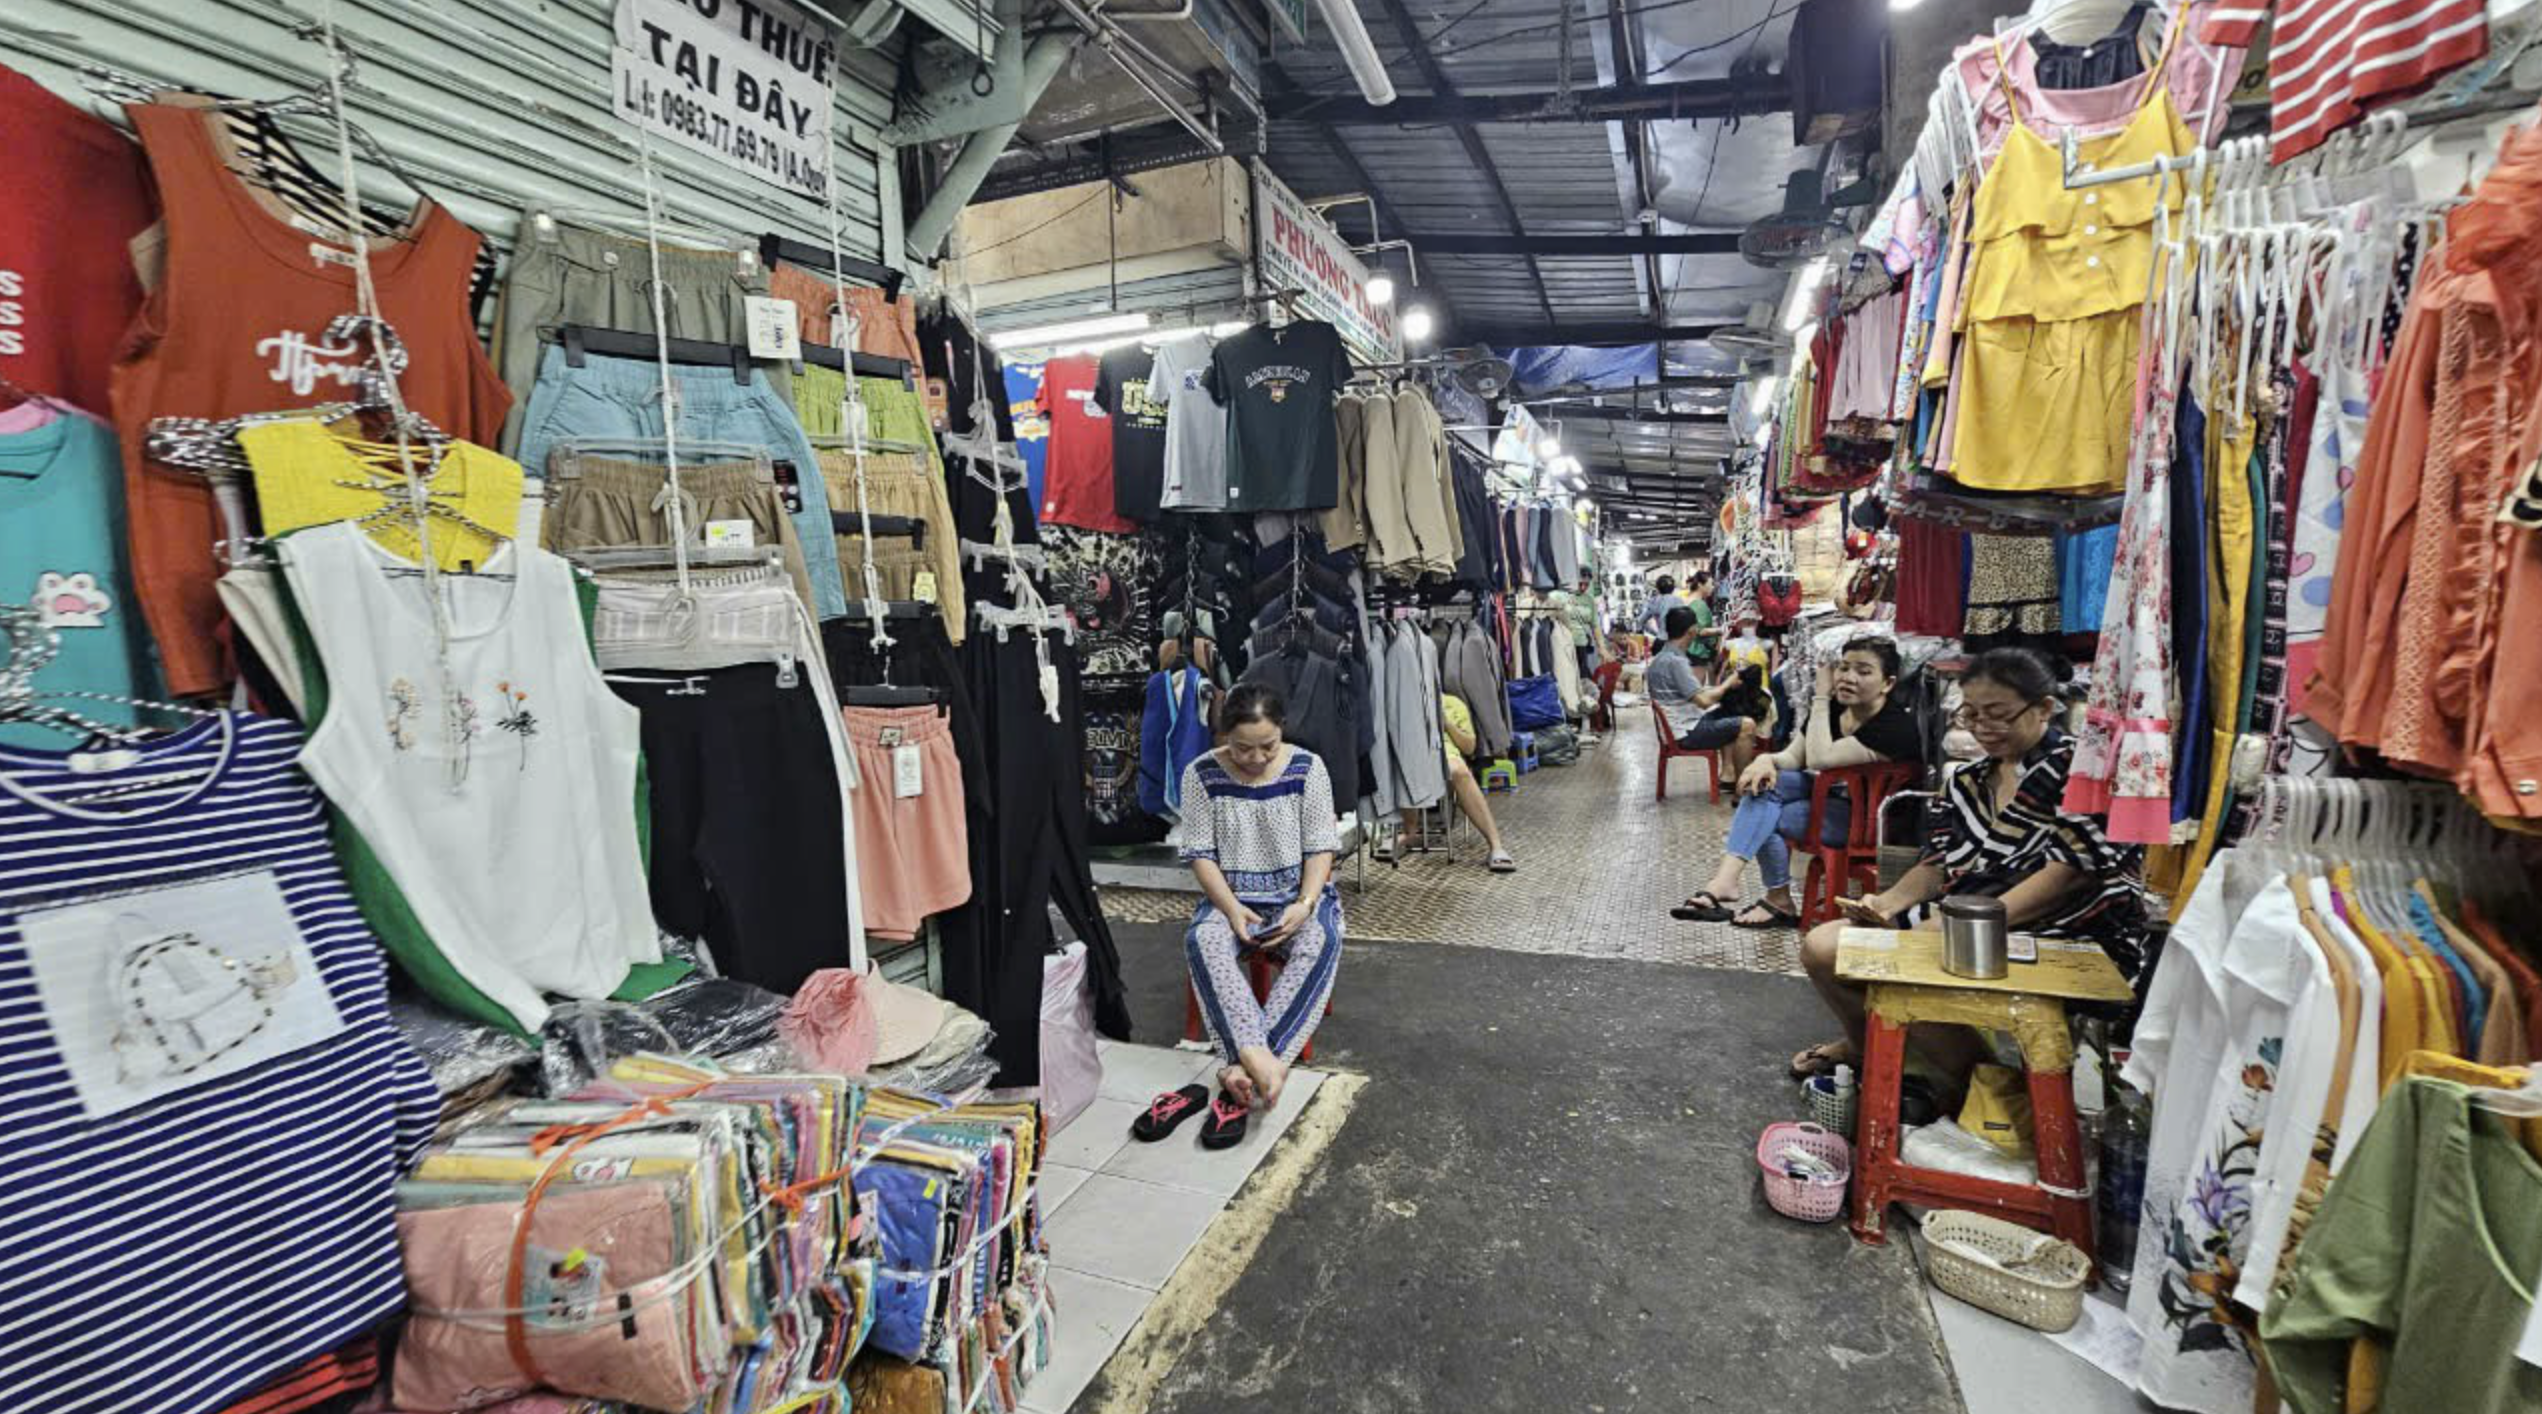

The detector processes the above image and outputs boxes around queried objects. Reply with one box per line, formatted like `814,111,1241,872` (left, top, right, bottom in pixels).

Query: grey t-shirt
1644,644,1704,737
1151,333,1227,511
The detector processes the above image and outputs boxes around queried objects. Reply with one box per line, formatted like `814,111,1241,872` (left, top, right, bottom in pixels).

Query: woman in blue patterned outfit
1157,684,1342,1148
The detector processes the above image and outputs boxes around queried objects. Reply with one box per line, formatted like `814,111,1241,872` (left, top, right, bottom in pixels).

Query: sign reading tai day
613,0,838,201
1252,163,1401,366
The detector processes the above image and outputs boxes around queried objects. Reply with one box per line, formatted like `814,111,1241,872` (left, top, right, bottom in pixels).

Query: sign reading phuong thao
613,0,838,201
1252,163,1401,366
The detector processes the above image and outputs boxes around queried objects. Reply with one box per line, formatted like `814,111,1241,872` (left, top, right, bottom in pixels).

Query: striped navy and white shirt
0,713,439,1414
1173,746,1342,907
1920,727,2150,983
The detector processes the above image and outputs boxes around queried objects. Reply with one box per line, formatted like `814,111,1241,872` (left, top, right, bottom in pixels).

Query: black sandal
1199,1091,1252,1149
1731,899,1801,929
1130,1084,1209,1142
1670,891,1732,922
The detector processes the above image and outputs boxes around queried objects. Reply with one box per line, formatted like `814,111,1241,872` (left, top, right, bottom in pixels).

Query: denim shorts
1677,711,1750,750
515,344,847,619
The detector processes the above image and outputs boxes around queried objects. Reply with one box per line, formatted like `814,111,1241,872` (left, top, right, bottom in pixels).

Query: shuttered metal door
4,0,905,269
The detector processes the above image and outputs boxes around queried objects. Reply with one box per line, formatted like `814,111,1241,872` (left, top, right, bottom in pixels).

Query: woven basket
1921,1211,2090,1333
1756,1122,1851,1223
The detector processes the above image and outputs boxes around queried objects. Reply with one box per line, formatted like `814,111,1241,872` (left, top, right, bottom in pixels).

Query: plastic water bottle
2096,1071,2150,1295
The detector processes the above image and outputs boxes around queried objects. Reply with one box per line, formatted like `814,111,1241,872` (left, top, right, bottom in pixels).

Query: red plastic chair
1182,945,1324,1063
1589,660,1622,734
1797,761,1925,928
1650,701,1722,803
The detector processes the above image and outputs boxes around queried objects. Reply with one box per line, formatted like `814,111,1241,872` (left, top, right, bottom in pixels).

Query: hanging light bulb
1537,437,1562,459
1366,274,1396,305
1402,305,1436,342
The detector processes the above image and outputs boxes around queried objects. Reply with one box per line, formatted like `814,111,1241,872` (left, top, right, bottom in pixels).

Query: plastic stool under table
1834,926,2134,1272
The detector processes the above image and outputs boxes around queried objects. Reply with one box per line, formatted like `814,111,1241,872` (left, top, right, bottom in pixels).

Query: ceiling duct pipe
1313,0,1396,105
904,0,1075,258
882,0,1074,146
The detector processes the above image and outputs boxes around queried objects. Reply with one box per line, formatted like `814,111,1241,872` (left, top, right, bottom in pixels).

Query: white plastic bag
1039,941,1103,1133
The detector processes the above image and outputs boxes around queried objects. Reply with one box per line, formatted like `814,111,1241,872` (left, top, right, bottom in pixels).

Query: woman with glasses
1142,684,1343,1150
1789,647,2147,1079
1674,635,1922,928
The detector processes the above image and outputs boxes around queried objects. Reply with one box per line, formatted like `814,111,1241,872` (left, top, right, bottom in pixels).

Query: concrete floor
1063,726,2153,1414
1077,923,1962,1414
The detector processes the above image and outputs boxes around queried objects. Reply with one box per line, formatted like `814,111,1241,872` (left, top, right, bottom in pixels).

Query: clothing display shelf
759,233,907,302
556,323,914,388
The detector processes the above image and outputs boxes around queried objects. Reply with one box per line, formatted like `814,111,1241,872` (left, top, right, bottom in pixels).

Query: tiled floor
1026,1039,1327,1414
1100,715,1804,974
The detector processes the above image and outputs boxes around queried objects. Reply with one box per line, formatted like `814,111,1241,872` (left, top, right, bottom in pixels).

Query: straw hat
864,970,953,1065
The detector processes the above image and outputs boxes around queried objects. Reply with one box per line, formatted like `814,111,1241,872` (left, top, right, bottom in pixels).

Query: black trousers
937,626,1132,1085
609,663,851,995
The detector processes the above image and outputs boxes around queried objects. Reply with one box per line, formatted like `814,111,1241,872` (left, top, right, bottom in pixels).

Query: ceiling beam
1607,0,1665,321
1417,232,1746,256
1373,0,1557,327
1456,319,1733,345
1523,373,1741,399
1544,406,1730,424
1263,72,1789,126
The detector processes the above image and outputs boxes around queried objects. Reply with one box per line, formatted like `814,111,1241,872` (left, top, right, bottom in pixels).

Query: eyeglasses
1953,702,2043,729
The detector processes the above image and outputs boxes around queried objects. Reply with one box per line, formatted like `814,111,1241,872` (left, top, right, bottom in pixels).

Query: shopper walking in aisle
1637,574,1684,638
1682,570,1722,680
1649,607,1774,774
1674,636,1920,928
1145,685,1343,1149
1789,648,2146,1079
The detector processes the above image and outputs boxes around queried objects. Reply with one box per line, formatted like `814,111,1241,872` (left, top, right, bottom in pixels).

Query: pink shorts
839,706,971,939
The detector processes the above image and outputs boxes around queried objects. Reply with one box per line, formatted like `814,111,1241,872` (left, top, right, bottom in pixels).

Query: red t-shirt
1037,353,1136,533
0,64,155,416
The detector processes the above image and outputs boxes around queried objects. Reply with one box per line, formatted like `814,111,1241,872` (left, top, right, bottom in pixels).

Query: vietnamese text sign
613,0,837,201
1252,163,1400,365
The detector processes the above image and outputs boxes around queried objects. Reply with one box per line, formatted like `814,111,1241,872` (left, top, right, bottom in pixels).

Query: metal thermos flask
1939,894,2010,979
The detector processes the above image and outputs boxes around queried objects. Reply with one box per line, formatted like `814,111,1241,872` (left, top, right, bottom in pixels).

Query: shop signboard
1251,162,1401,365
612,0,839,202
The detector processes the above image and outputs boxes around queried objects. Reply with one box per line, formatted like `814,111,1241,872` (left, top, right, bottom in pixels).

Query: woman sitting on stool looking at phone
1788,647,2146,1080
1148,684,1343,1149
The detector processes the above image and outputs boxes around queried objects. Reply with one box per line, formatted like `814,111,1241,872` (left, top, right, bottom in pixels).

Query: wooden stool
1835,928,2133,1270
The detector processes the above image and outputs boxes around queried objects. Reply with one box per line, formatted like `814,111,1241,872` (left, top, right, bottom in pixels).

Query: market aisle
1068,923,1959,1413
1105,712,1804,974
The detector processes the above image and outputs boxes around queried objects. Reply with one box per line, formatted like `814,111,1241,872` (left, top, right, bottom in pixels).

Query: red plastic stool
1847,978,2094,1272
1182,945,1327,1063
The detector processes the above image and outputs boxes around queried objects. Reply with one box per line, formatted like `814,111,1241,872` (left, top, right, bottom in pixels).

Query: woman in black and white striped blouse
1790,648,2148,1079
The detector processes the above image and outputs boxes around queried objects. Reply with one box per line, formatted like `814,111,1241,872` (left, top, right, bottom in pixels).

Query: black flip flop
1199,1091,1251,1150
1731,900,1801,929
1130,1084,1209,1143
1670,891,1732,922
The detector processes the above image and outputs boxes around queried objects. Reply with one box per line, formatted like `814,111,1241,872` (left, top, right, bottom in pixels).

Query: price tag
913,571,938,604
703,519,756,549
744,296,803,361
892,744,923,799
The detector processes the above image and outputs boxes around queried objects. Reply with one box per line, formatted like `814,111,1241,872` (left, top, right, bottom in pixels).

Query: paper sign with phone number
612,0,837,201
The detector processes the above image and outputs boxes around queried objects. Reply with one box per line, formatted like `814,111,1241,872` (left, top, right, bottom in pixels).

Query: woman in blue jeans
1671,636,1922,927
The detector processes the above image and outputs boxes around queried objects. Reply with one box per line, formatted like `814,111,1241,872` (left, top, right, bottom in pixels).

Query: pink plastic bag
1040,942,1103,1132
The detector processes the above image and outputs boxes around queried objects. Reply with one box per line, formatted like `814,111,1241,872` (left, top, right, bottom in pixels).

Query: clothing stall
1730,3,2542,1410
0,8,1123,1409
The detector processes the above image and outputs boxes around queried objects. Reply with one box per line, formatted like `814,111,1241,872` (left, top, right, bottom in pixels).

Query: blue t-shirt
0,411,159,746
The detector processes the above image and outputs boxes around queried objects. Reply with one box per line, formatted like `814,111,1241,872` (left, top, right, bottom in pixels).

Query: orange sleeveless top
110,100,508,695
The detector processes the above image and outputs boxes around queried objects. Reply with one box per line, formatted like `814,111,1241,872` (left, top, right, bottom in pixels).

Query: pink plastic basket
1757,1121,1852,1223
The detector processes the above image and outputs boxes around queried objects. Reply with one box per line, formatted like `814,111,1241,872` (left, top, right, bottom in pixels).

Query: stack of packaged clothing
389,1059,870,1413
852,1092,1054,1414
